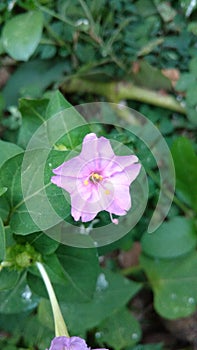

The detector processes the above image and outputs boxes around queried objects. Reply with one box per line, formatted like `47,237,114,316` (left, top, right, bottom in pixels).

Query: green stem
61,78,186,114
36,262,69,337
35,3,74,27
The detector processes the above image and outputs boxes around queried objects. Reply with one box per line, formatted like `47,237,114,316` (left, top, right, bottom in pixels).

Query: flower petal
52,155,84,178
51,175,76,194
80,133,115,171
48,336,89,350
105,184,131,215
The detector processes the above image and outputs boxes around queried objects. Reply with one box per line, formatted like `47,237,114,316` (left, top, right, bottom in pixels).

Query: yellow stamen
105,189,110,195
84,180,89,185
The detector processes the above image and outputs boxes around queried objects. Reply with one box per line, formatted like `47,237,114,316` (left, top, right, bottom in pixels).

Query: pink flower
47,336,108,350
51,133,141,224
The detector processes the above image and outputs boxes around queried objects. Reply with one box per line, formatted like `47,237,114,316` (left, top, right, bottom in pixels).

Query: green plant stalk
61,78,186,114
36,261,69,337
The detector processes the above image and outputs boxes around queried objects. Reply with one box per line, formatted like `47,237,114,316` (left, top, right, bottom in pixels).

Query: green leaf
2,11,43,61
61,268,141,333
171,137,197,212
141,217,197,259
57,245,99,300
26,233,59,256
176,73,195,91
187,106,197,125
2,59,70,107
186,84,197,106
38,299,54,331
154,1,176,22
189,57,197,76
140,251,197,319
28,246,99,303
0,140,23,167
98,308,141,350
21,313,53,350
45,90,72,119
132,60,172,91
188,21,197,35
0,273,39,314
0,268,20,291
0,153,39,234
0,217,5,261
0,187,7,197
17,98,49,148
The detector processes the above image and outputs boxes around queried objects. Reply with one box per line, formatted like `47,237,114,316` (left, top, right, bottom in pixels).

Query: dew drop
21,285,32,301
188,297,195,305
131,333,138,340
95,332,103,339
96,273,109,292
170,293,177,300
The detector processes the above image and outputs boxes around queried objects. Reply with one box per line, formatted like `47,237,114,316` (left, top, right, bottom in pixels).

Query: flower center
83,172,103,186
89,172,103,183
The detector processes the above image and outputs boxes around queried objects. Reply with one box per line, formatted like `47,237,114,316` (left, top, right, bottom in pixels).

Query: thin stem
36,262,69,337
35,3,75,27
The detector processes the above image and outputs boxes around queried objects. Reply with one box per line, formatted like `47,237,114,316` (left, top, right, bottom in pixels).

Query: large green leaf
27,246,99,303
60,268,141,333
141,217,196,259
57,245,99,300
2,11,43,61
171,137,197,212
38,268,141,334
98,308,141,350
140,252,197,319
0,122,88,235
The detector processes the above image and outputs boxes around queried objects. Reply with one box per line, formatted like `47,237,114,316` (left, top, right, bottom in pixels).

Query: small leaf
140,251,197,319
2,11,43,61
175,73,195,91
98,308,141,349
171,137,197,211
